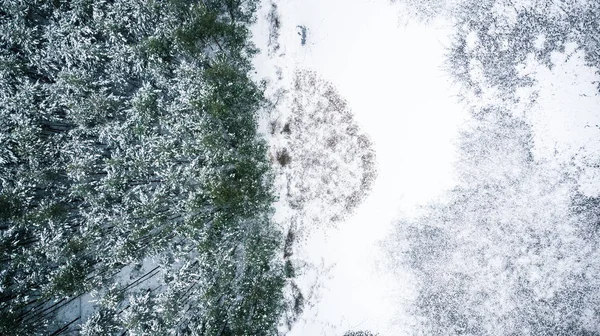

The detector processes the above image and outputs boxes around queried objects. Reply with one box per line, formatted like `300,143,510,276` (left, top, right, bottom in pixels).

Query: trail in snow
252,0,467,334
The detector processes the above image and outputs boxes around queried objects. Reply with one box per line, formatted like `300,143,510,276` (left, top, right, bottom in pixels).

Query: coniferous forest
0,0,287,334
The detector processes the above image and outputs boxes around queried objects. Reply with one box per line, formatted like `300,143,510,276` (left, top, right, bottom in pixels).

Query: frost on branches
386,108,600,335
384,0,600,334
272,70,376,233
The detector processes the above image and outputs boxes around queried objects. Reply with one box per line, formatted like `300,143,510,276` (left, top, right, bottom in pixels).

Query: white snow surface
253,0,600,335
252,0,467,334
515,45,600,197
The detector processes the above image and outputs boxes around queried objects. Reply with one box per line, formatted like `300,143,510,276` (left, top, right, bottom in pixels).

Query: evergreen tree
0,0,287,334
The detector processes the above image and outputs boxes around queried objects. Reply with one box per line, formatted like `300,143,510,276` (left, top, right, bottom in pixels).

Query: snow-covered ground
253,0,600,334
516,44,600,197
252,0,467,334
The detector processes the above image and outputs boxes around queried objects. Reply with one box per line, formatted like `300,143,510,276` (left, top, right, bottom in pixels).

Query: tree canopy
0,0,288,334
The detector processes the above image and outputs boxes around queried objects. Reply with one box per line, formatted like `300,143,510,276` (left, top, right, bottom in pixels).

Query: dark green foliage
0,0,286,334
0,195,22,221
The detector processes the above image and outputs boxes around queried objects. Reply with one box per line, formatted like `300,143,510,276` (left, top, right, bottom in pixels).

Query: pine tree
0,0,287,334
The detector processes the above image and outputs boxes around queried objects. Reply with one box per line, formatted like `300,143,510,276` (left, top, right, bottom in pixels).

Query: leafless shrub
276,148,291,166
266,2,281,54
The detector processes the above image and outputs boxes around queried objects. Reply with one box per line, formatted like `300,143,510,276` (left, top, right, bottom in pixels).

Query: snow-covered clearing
252,0,467,334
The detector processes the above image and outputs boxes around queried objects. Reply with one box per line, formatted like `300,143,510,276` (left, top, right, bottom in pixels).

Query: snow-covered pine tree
1,0,287,334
